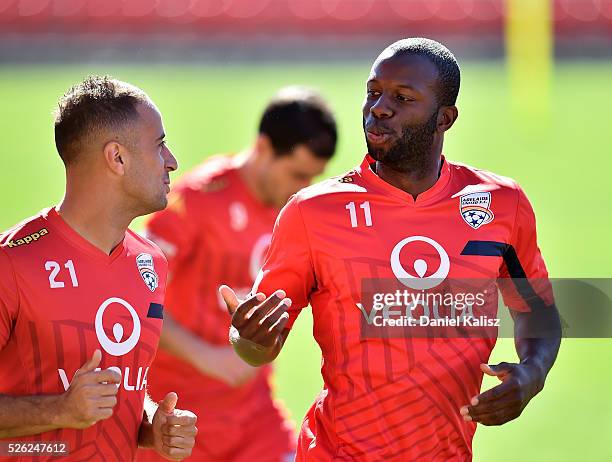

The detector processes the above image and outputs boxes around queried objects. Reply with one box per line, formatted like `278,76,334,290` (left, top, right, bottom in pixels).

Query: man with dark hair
385,37,461,107
140,86,337,462
0,76,197,461
222,38,561,461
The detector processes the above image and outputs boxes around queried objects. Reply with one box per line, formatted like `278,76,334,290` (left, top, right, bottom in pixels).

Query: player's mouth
163,179,170,193
366,129,393,145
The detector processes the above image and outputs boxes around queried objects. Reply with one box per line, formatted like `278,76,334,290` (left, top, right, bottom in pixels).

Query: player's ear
103,141,126,176
437,106,459,133
255,134,275,162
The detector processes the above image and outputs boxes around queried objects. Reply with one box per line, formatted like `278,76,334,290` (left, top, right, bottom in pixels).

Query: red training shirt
0,208,167,461
254,155,553,461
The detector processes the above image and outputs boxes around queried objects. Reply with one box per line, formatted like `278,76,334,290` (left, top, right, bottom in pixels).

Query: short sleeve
498,186,554,312
0,248,19,351
252,196,316,330
145,187,199,272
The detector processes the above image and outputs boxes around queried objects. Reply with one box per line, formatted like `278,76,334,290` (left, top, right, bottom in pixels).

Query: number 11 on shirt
345,201,373,228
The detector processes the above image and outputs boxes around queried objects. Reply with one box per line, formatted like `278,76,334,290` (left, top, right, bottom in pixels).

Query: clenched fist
57,349,120,429
152,392,198,461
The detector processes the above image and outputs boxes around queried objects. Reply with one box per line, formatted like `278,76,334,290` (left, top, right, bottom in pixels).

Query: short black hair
54,75,149,165
258,86,337,159
383,38,460,107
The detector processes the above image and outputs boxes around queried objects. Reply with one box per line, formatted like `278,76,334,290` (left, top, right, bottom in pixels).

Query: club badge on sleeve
460,192,494,229
136,253,159,292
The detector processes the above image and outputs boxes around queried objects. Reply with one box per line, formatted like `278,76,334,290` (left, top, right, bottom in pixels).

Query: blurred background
1,0,610,460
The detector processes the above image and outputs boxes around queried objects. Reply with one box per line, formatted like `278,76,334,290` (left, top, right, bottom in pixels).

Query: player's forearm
231,338,279,367
0,394,65,438
516,337,561,387
513,304,562,389
159,312,212,369
138,397,157,449
138,420,154,449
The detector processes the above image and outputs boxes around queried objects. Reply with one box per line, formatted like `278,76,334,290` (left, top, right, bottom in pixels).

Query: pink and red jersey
254,155,553,461
0,208,167,461
142,156,294,461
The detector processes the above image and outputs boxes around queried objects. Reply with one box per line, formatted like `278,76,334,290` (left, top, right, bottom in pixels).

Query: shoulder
292,168,369,206
0,209,53,255
447,160,526,207
173,155,236,197
163,156,241,220
449,160,519,190
125,230,168,267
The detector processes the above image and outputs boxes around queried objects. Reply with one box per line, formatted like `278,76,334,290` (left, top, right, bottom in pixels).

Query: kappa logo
390,236,450,290
460,192,494,229
95,297,141,357
6,228,49,248
338,169,357,183
136,253,158,292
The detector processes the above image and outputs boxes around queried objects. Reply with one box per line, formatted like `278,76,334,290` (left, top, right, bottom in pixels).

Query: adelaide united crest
136,253,159,292
459,192,494,229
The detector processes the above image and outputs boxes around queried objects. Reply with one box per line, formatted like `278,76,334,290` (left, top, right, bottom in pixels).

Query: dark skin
460,309,561,426
363,53,457,199
221,50,562,425
220,287,290,367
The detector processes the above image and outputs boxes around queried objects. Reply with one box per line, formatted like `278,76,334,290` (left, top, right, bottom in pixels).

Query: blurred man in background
140,87,337,462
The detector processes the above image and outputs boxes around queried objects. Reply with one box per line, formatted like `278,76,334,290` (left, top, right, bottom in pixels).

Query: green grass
1,62,610,460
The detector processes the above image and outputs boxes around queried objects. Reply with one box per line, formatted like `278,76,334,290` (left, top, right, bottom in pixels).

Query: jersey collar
45,207,126,264
359,154,452,206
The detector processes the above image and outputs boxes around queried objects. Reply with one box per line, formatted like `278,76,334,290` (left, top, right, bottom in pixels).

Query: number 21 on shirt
45,259,79,288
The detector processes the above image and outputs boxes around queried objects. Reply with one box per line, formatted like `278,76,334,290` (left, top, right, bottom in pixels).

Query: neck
376,152,442,200
57,172,133,255
236,149,270,206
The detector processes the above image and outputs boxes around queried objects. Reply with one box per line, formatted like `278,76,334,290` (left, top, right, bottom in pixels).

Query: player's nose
164,146,178,172
369,96,393,119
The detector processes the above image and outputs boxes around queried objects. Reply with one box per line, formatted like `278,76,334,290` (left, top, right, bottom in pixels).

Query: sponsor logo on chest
58,297,163,392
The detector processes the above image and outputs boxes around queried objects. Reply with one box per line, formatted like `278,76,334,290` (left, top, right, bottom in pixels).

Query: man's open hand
460,362,545,426
220,285,291,348
152,392,197,461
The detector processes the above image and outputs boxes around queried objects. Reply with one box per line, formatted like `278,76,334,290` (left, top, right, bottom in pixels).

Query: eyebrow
367,79,419,92
396,84,419,91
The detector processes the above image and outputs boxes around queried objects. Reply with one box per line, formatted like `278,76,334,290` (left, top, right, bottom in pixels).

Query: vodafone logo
390,236,450,290
95,297,141,357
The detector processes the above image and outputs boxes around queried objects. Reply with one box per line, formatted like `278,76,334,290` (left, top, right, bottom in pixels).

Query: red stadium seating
0,0,609,37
